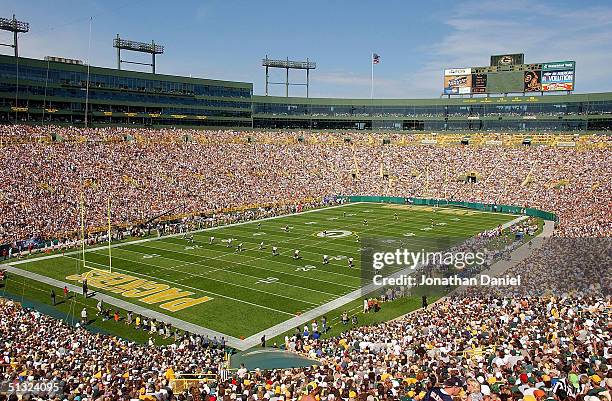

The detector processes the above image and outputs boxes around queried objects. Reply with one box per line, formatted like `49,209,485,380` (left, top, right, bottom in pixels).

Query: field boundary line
238,214,529,348
5,202,362,267
82,250,325,305
129,205,501,290
1,264,246,349
59,254,298,317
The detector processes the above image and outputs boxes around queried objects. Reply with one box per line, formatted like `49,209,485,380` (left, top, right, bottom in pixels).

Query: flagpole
370,52,374,99
84,16,92,128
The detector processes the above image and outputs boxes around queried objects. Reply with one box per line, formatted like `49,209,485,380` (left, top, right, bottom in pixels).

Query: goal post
79,192,113,279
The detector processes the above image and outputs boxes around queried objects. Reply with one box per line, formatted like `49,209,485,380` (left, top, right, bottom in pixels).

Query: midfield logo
316,230,353,238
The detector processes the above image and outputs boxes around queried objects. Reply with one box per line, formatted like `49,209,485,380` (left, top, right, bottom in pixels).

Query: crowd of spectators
1,289,609,400
0,125,610,401
283,294,610,401
0,298,226,401
1,126,609,246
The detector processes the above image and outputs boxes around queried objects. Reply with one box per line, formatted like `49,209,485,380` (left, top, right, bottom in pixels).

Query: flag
372,53,380,64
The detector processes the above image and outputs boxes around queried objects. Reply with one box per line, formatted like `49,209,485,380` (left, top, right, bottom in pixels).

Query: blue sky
3,0,612,98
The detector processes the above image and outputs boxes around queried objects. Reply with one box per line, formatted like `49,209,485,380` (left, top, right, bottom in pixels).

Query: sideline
237,214,530,348
390,219,555,322
5,201,360,267
3,202,360,350
3,205,537,350
2,264,244,348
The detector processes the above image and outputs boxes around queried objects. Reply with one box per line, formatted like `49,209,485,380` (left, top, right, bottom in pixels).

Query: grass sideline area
266,293,438,349
5,203,516,340
1,274,174,345
266,217,544,349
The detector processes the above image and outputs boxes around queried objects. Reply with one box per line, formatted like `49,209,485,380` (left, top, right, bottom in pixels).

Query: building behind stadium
1,52,611,131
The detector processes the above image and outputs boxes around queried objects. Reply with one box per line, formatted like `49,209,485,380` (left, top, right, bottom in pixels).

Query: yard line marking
139,206,404,281
62,254,297,317
153,206,409,278
114,205,412,294
199,216,498,261
101,247,340,298
84,250,322,307
128,207,505,296
225,211,504,238
151,238,360,281
211,213,504,252
192,210,497,265
5,201,362,267
131,242,358,289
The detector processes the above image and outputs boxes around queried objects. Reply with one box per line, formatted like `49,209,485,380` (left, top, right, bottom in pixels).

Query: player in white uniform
323,255,329,264
348,257,354,269
227,238,232,248
272,246,278,256
293,249,300,259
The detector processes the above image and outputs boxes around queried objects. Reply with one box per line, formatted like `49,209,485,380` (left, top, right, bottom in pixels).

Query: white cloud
7,1,612,99
299,1,612,98
405,1,612,97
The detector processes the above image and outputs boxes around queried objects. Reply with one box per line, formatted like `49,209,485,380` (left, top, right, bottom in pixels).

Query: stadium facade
1,54,612,131
0,55,253,127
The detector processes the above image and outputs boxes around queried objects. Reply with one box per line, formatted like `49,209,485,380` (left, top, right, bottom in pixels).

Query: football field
7,202,516,342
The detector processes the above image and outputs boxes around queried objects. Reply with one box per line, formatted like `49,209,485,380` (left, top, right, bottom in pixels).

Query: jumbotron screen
443,57,575,95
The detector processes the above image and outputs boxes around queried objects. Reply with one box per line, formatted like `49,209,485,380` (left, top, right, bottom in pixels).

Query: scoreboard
443,54,575,95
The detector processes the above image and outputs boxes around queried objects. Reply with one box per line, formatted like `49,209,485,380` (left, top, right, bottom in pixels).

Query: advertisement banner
444,74,472,94
542,69,574,91
542,61,575,71
444,68,472,76
524,70,542,92
472,73,487,93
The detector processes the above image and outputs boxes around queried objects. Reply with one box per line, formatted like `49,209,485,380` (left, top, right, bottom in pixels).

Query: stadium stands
0,125,610,401
0,284,609,400
0,126,609,247
0,297,227,400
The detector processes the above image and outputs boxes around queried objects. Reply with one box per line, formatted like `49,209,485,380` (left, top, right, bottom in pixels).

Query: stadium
0,5,610,401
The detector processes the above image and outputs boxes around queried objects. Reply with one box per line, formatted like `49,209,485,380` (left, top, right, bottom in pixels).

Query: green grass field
6,202,516,340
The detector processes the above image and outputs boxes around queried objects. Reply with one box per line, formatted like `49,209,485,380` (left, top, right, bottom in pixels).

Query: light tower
0,14,30,57
262,56,316,97
113,34,164,73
